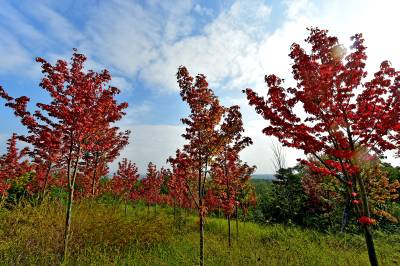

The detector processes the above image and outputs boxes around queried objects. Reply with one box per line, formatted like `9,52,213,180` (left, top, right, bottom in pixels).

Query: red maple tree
167,149,196,213
112,158,140,213
244,27,400,266
0,134,31,199
0,50,128,261
139,162,163,213
0,88,62,200
211,105,253,246
171,66,227,266
84,127,130,197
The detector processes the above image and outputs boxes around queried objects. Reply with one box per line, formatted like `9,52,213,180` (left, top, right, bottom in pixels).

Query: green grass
0,200,399,265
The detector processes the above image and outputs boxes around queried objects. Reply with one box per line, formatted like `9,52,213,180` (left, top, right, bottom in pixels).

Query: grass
0,199,399,265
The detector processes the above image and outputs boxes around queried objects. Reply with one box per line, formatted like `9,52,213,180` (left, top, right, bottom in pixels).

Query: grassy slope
0,200,399,266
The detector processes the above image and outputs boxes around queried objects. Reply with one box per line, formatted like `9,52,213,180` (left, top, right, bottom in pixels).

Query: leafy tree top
244,27,400,181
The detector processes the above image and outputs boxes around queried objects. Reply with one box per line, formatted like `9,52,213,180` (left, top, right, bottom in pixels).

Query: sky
0,0,399,174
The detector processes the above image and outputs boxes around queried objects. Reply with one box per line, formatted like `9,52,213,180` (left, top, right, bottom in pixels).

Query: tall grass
0,199,399,265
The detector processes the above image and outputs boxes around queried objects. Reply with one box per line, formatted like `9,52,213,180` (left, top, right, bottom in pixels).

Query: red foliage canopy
140,162,163,206
244,27,400,184
0,134,31,196
211,105,254,216
0,51,129,195
112,158,140,201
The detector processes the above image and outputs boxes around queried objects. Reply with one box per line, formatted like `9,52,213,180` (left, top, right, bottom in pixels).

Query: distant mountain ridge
132,174,276,180
251,174,275,180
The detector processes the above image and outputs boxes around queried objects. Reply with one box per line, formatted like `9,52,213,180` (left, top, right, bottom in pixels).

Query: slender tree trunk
199,204,204,266
173,201,176,221
63,185,74,260
235,205,239,241
0,194,5,208
341,194,351,233
91,153,99,196
63,155,72,262
39,163,52,203
124,199,127,216
198,149,205,266
358,176,378,266
364,225,378,266
227,214,231,247
63,146,80,262
224,148,232,248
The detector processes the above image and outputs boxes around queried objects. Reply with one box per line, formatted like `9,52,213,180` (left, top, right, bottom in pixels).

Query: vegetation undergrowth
0,199,399,266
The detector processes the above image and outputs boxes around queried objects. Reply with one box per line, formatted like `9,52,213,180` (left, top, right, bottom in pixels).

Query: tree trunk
63,145,81,262
340,195,351,233
91,153,99,196
63,185,74,261
228,214,231,247
358,176,378,266
0,194,5,208
235,205,239,241
39,163,52,203
173,201,176,221
198,150,205,266
200,211,204,266
364,225,378,266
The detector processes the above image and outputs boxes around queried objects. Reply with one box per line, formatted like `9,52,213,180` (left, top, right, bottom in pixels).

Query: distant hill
134,174,276,180
251,174,275,180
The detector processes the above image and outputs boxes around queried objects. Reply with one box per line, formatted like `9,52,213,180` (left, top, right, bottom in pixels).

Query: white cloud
314,0,400,71
158,0,195,42
140,0,272,93
82,1,162,77
110,124,186,173
119,102,153,126
240,120,305,174
81,0,198,80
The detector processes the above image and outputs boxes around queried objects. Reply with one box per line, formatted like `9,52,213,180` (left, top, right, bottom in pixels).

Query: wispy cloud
24,3,84,46
0,28,33,74
140,0,272,93
82,1,162,77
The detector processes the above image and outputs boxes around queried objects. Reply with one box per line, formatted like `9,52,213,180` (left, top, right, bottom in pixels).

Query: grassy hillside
0,200,399,265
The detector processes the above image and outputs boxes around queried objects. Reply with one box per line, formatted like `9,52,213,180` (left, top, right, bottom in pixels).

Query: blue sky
1,0,399,174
